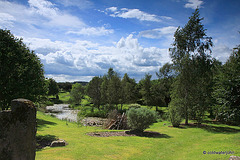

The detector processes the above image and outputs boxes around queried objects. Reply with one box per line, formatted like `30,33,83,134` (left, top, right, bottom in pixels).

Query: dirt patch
86,131,165,138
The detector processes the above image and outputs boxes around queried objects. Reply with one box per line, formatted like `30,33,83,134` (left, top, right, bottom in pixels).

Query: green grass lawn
36,111,240,160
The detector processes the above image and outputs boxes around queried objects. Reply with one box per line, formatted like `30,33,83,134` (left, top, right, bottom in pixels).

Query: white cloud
28,0,58,17
0,0,114,38
184,0,204,9
105,7,165,22
28,0,85,28
139,26,177,39
67,27,114,36
212,45,231,63
0,13,16,28
106,7,118,12
28,35,171,82
45,74,94,82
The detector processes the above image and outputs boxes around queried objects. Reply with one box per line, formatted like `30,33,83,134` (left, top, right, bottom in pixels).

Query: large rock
50,139,67,147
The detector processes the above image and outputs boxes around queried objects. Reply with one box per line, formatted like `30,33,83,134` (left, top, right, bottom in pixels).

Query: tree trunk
185,105,189,125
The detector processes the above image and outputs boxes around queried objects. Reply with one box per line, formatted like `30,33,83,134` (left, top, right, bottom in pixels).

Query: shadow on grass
125,131,172,138
36,134,58,151
181,123,240,134
87,131,172,138
37,118,57,130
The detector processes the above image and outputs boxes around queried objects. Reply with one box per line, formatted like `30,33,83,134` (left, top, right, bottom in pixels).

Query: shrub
127,107,157,132
168,103,182,127
128,104,141,109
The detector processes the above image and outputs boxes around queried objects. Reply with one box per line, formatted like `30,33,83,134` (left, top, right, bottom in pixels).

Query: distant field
36,111,240,160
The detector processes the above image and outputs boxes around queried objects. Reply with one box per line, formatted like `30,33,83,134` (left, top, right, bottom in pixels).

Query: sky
0,0,240,82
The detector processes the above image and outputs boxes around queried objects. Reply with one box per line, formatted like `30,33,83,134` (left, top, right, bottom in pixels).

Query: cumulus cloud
27,35,171,81
184,0,204,9
104,7,172,22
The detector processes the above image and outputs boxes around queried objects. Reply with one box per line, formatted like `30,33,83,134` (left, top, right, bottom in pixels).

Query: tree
58,82,72,92
139,73,152,106
47,78,59,98
121,73,137,105
100,75,109,107
169,9,213,124
0,29,46,110
70,83,85,105
150,80,165,111
156,63,175,106
86,76,103,110
107,74,122,109
212,43,240,124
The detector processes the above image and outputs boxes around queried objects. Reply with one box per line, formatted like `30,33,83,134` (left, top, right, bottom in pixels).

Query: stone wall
0,99,36,160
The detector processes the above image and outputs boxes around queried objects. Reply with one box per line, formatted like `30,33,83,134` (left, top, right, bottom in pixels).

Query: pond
46,104,79,122
45,104,106,126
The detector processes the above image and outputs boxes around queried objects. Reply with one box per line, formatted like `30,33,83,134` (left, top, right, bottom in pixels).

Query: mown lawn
36,111,240,160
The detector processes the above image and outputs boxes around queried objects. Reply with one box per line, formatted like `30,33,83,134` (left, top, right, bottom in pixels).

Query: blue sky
0,0,239,82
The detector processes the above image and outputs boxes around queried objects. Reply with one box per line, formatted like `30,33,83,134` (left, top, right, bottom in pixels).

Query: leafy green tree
100,75,109,107
169,9,213,124
0,29,46,110
86,76,103,110
58,82,72,92
47,78,59,98
70,83,85,105
139,73,152,106
121,73,137,105
150,80,165,111
107,74,122,108
212,44,240,124
156,63,175,106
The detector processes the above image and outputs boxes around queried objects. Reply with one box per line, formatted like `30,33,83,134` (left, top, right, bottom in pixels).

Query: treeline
69,67,173,112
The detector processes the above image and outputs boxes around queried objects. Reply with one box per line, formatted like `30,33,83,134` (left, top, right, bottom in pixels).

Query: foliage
70,83,85,105
57,82,72,92
107,73,122,107
46,78,59,96
121,73,138,104
86,76,103,110
139,73,152,106
212,44,240,125
156,63,175,106
127,107,157,132
0,29,46,110
128,104,141,109
169,9,214,124
168,100,183,127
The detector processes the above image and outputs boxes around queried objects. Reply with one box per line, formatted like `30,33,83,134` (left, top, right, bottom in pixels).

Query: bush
127,107,157,132
168,103,182,127
128,104,141,109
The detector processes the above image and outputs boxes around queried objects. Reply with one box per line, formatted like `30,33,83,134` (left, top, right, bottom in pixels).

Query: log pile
104,112,129,130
